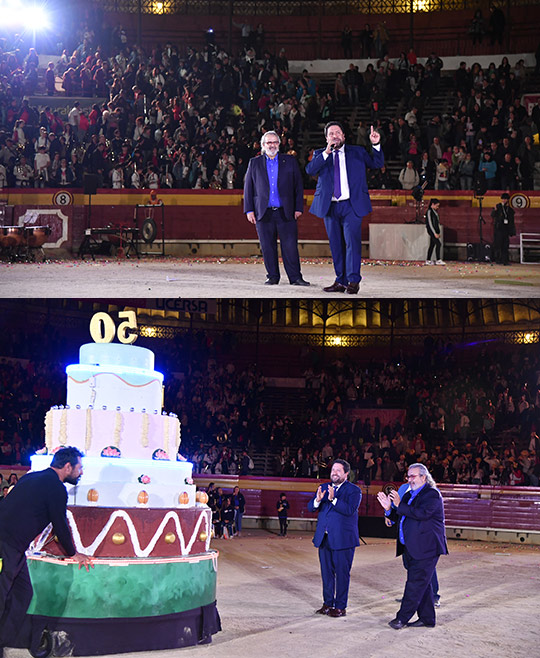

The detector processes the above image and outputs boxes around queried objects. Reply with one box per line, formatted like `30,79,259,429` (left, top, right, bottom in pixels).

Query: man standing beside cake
0,446,93,650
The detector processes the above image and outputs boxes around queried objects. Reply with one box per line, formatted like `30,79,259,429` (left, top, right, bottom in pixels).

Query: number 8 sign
53,190,74,206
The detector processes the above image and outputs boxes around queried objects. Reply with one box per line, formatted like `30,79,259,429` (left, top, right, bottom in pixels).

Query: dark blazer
392,485,448,560
306,144,384,219
491,202,516,236
308,480,362,550
243,153,304,221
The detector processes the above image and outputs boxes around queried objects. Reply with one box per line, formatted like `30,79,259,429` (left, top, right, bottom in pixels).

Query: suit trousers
256,208,301,282
0,540,34,647
398,547,439,625
323,199,363,285
318,534,355,609
401,554,439,598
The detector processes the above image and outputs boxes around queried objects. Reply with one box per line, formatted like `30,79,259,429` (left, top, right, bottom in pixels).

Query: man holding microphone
306,122,384,293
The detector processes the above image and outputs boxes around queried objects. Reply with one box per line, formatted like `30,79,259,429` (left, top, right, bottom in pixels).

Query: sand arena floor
8,530,540,658
1,257,539,298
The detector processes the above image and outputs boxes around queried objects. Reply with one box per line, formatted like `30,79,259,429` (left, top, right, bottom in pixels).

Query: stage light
27,5,50,30
0,2,50,30
140,325,158,338
327,336,343,347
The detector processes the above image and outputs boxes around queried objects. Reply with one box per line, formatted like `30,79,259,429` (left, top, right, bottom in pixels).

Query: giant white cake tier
31,455,196,509
66,343,164,413
45,408,180,461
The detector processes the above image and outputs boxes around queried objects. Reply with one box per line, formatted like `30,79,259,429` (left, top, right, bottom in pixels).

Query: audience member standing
491,192,515,265
425,198,445,265
277,492,290,536
232,485,246,537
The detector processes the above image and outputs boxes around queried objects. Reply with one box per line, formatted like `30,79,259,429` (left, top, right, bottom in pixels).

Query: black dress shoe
346,281,360,294
323,282,346,293
264,278,279,285
407,619,435,628
388,618,406,630
315,604,333,615
328,608,346,617
290,278,310,286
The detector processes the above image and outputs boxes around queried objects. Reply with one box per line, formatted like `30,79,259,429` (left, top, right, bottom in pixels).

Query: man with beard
377,463,447,629
308,459,362,617
243,130,309,287
306,121,383,293
0,447,92,650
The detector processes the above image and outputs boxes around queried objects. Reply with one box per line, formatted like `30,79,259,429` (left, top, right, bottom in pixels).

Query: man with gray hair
243,130,310,286
377,463,447,629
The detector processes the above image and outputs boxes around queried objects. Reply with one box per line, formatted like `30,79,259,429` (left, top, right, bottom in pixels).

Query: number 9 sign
510,193,530,210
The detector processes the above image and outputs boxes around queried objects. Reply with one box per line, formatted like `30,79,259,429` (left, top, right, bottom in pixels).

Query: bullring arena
1,0,540,653
2,189,540,297
7,532,540,658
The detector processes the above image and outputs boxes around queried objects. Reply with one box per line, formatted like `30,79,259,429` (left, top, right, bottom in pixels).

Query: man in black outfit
0,447,93,650
277,492,290,536
491,192,516,265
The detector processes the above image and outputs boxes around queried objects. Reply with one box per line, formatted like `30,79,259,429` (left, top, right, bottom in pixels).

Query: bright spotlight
0,3,50,30
27,6,50,30
327,336,343,347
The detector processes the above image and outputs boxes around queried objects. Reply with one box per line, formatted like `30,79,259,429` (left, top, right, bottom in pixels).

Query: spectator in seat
45,62,56,96
399,160,419,190
458,152,475,190
479,151,497,190
14,156,33,187
55,157,75,187
34,146,50,188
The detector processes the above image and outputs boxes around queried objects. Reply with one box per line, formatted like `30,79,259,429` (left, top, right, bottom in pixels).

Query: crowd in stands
0,17,313,190
0,8,537,192
332,51,539,192
1,319,539,489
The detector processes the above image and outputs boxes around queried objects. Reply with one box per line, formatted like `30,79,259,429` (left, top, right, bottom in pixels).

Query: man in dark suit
243,130,309,287
308,459,362,617
306,121,384,294
491,192,516,265
377,463,448,629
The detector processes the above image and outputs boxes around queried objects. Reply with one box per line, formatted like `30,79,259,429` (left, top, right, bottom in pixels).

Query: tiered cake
38,342,195,511
25,340,220,655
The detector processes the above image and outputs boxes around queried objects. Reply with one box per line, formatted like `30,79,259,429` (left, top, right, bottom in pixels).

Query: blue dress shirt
265,154,281,208
399,483,426,545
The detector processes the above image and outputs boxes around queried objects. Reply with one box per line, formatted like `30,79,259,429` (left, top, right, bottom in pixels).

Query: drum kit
0,224,51,261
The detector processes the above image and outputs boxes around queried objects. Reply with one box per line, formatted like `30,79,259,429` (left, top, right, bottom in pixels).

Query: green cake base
24,553,220,655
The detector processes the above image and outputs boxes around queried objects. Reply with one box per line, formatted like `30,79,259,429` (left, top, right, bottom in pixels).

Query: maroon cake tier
33,507,212,558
